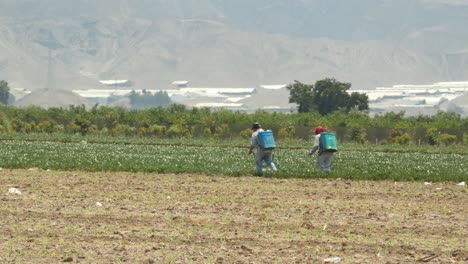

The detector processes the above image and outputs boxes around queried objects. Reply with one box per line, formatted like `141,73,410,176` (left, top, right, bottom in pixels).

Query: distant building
179,87,255,98
172,81,189,88
10,87,32,101
72,89,178,104
72,84,300,113
170,87,256,108
260,84,287,90
350,81,468,116
99,80,132,87
194,102,245,111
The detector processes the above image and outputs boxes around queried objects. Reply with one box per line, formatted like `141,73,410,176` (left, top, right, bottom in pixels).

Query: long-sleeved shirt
309,133,321,155
251,128,264,150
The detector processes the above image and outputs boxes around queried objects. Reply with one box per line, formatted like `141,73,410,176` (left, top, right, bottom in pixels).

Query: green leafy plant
392,133,410,145
351,127,367,144
437,133,457,146
239,128,251,139
278,125,296,140
426,128,439,146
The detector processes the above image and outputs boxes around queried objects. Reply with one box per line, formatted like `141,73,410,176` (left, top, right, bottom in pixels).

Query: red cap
315,126,324,135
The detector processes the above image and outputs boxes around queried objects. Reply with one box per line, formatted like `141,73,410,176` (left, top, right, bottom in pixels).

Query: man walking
248,122,278,176
308,126,335,172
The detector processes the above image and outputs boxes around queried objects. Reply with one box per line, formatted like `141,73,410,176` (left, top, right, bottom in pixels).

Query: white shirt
251,128,264,149
313,133,321,148
309,133,321,155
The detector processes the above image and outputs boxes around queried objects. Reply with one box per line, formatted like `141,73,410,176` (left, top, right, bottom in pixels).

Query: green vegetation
1,133,467,154
0,104,466,145
0,99,466,182
128,89,171,109
0,139,466,182
0,80,10,105
286,78,369,114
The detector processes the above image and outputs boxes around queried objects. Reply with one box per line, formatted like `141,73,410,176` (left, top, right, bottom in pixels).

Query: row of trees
0,77,466,144
128,90,172,109
0,103,466,142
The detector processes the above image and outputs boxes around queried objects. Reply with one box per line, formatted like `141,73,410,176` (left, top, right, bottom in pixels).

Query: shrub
426,128,439,146
112,124,135,136
388,128,402,140
437,133,457,146
215,124,230,138
66,122,81,134
25,122,35,133
11,119,26,133
464,133,468,145
392,133,410,145
239,128,251,139
351,128,367,144
203,127,212,138
167,124,191,138
149,125,166,136
87,125,99,135
37,119,59,133
100,127,109,136
55,125,65,134
183,126,193,138
137,127,147,137
0,112,11,132
279,125,296,140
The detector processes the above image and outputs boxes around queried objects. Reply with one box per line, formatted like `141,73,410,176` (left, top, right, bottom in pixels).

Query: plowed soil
1,169,466,263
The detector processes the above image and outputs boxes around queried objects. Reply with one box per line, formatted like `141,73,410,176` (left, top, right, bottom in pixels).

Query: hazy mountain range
1,0,468,91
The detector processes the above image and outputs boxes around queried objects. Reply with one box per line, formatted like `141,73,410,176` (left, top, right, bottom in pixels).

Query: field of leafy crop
0,139,466,182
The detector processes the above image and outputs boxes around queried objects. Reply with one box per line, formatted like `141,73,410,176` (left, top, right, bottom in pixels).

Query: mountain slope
1,0,468,91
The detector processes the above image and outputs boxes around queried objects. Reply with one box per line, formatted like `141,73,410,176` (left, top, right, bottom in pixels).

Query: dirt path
0,169,466,263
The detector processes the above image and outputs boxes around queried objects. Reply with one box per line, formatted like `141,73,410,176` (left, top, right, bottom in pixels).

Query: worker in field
308,126,337,172
248,122,278,176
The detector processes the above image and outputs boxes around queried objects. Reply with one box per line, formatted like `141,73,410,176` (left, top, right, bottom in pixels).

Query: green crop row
1,132,468,155
0,140,466,182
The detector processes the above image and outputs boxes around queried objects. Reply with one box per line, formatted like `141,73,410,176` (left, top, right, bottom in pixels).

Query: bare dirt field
1,169,466,263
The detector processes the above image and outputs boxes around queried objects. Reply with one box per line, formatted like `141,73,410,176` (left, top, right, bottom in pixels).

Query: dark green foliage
392,133,410,145
437,134,457,146
312,78,352,115
287,78,369,115
286,81,314,113
0,103,466,144
348,92,369,111
351,128,367,144
129,90,171,109
388,128,410,145
426,128,439,146
0,80,10,105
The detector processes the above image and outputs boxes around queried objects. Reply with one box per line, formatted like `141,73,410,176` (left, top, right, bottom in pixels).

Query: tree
286,80,314,113
0,80,10,105
287,78,369,115
348,92,369,111
312,78,351,115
